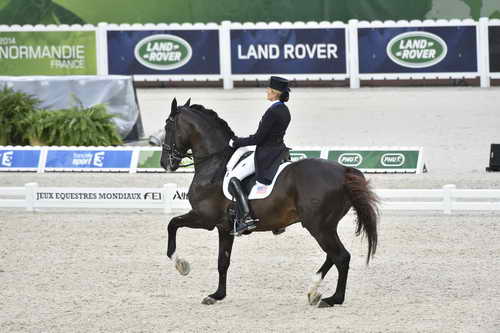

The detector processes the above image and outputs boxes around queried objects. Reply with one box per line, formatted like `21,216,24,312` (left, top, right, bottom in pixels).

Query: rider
227,76,291,235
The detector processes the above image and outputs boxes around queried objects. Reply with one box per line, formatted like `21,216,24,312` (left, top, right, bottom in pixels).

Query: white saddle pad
222,162,292,200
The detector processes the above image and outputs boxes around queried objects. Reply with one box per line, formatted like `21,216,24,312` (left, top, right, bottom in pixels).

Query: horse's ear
184,98,191,107
170,98,178,118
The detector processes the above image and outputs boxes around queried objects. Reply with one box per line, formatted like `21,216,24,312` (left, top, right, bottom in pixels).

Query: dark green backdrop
0,0,498,25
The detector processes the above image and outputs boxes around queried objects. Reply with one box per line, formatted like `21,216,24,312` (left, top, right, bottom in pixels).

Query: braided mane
189,104,235,138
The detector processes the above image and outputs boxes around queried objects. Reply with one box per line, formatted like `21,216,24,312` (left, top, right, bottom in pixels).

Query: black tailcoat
233,101,291,185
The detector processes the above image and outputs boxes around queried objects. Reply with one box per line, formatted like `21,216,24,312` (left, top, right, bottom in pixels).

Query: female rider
227,76,291,236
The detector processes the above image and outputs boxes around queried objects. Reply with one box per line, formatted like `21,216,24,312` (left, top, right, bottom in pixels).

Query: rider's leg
226,153,257,235
228,178,255,222
228,177,258,235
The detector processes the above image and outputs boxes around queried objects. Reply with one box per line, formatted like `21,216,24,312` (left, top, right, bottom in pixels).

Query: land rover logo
338,153,362,167
381,153,405,167
387,31,447,68
134,34,192,70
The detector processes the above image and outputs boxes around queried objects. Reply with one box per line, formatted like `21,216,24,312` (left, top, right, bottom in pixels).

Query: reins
162,143,230,168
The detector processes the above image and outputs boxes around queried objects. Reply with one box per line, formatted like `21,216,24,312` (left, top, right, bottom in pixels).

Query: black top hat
269,76,290,92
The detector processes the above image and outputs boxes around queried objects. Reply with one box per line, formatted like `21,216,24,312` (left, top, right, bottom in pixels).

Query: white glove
229,139,234,148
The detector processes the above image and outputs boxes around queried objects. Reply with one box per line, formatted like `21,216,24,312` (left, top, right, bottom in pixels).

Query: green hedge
0,86,122,146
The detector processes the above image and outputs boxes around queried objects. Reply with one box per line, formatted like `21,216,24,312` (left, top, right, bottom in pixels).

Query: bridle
162,116,193,168
162,114,231,169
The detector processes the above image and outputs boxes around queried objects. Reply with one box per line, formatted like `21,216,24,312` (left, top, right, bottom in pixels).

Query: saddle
222,148,292,201
224,148,291,236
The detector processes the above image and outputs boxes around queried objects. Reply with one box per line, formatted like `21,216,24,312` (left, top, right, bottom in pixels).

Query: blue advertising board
489,26,500,73
45,150,132,169
0,149,40,169
107,30,220,75
231,28,347,74
358,26,477,73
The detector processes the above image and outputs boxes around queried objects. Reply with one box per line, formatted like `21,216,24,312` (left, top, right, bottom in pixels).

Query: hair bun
279,91,289,102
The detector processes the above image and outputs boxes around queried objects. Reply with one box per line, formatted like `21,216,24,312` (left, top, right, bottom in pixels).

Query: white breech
223,149,256,199
227,152,255,180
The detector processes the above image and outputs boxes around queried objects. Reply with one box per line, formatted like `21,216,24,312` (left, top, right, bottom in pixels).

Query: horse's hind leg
202,225,234,305
307,255,333,305
314,232,351,308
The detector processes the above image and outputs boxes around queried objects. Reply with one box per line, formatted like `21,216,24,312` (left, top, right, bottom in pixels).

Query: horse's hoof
175,258,191,276
272,228,286,235
308,292,322,306
317,300,334,308
201,296,217,305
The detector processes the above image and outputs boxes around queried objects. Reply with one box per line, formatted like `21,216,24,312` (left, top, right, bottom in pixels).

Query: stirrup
230,218,258,236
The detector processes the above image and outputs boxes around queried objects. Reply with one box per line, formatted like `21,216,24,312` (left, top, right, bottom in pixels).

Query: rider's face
266,88,280,101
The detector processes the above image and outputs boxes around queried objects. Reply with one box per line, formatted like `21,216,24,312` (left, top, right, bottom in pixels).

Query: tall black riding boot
228,177,257,236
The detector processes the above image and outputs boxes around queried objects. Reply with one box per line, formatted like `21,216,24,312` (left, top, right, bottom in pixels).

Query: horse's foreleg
202,225,234,305
166,210,211,276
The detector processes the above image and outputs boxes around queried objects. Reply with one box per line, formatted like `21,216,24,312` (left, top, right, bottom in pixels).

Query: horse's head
161,98,192,172
161,97,235,172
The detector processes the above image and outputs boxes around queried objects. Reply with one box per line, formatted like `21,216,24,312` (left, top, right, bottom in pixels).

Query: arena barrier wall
1,183,499,215
0,18,499,87
0,146,425,174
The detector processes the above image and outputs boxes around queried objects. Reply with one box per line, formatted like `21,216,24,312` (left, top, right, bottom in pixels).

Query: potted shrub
0,85,40,145
23,104,123,146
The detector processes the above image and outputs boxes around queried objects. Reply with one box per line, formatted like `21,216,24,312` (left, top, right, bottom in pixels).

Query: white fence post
443,184,456,214
25,182,38,212
220,20,233,89
97,22,109,76
37,147,48,173
163,183,177,214
478,17,490,88
129,147,140,174
348,19,360,89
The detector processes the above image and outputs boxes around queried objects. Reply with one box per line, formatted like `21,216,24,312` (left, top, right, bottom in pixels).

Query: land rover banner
107,30,220,75
489,25,500,73
231,28,347,74
0,30,97,75
358,26,477,73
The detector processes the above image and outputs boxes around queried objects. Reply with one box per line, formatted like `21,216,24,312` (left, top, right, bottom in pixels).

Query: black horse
161,98,379,308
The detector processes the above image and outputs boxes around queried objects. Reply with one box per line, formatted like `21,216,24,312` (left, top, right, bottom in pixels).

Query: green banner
137,150,193,171
290,150,321,162
0,1,498,25
138,150,161,169
140,149,321,170
137,148,421,172
138,149,321,170
327,150,420,170
0,30,96,75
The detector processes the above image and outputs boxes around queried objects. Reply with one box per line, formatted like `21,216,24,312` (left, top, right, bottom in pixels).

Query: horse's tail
344,167,379,265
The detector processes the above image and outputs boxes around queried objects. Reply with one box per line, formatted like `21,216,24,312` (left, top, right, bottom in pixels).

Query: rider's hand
229,139,234,148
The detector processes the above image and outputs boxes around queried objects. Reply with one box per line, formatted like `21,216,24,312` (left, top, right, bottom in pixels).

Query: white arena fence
1,183,499,215
1,18,500,88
